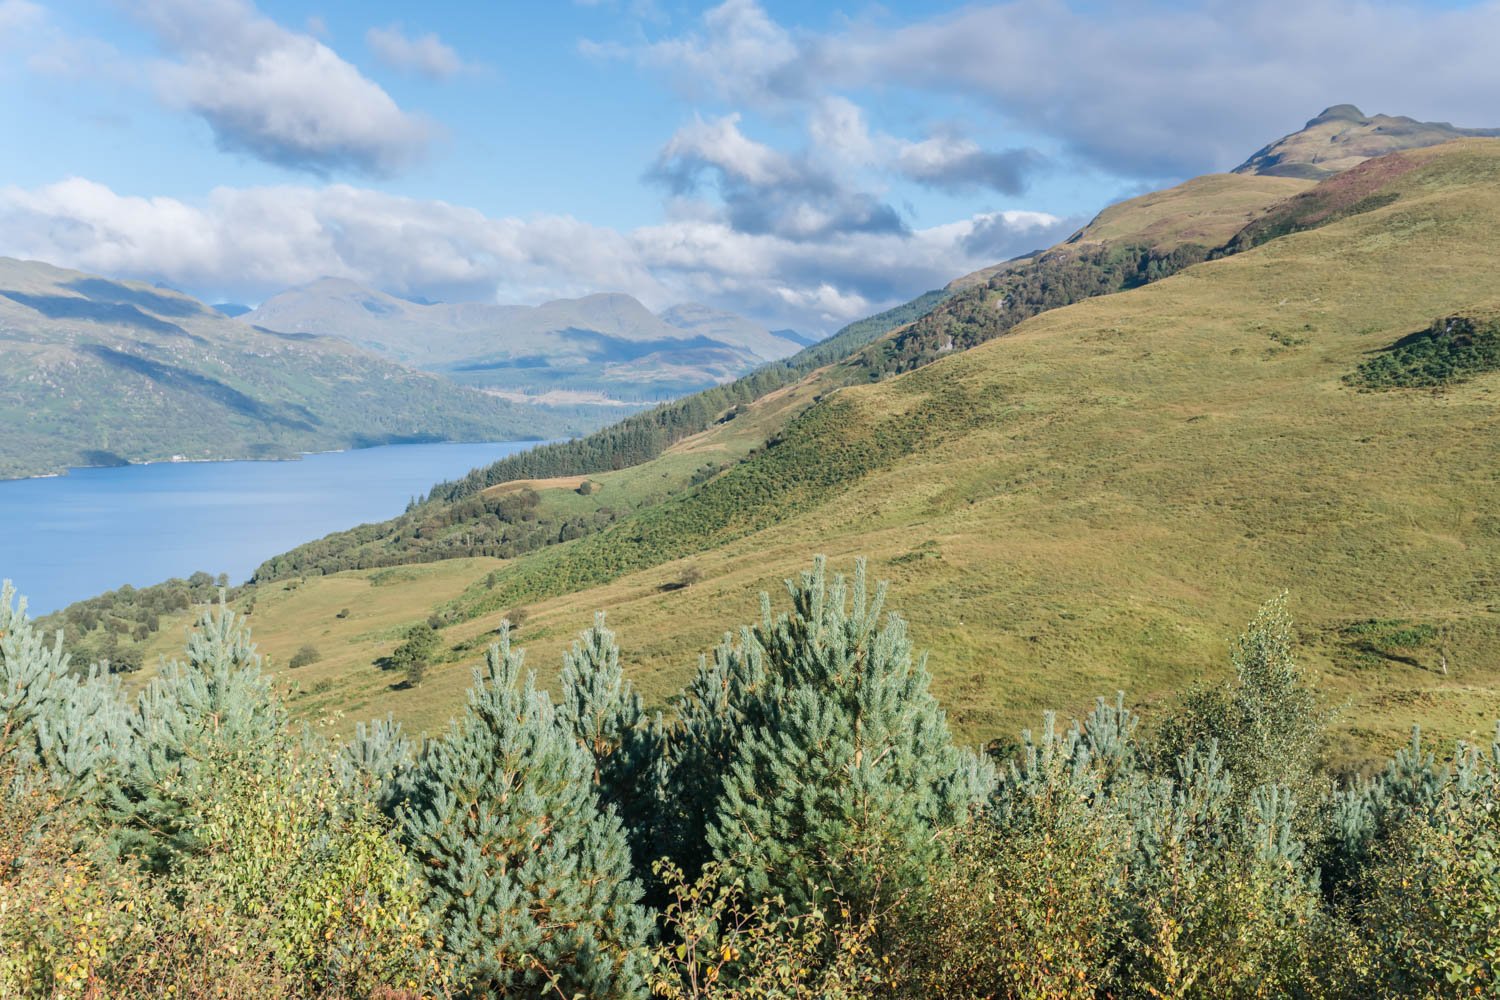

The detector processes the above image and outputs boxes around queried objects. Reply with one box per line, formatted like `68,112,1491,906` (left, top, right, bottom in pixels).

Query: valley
7,2,1500,984
66,136,1500,767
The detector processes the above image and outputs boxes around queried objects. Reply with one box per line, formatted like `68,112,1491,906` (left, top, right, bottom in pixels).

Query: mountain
1235,104,1500,179
0,259,595,480
172,130,1500,769
212,302,252,317
245,281,802,401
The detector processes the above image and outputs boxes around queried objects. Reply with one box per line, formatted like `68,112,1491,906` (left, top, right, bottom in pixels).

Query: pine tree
705,557,983,919
658,627,766,878
0,580,127,802
340,714,414,813
398,629,651,999
111,593,286,868
555,612,665,882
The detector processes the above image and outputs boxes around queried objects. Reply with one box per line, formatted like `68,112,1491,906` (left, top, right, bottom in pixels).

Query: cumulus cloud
366,23,477,80
649,113,907,240
0,178,1070,332
132,0,432,175
807,96,1042,195
894,134,1042,195
617,0,1500,179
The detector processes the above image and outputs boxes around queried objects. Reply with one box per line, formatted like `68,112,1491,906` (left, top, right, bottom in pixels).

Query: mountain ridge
0,258,593,479
246,281,803,401
1235,104,1500,179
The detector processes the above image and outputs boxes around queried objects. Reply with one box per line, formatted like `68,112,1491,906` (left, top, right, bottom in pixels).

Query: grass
127,140,1500,767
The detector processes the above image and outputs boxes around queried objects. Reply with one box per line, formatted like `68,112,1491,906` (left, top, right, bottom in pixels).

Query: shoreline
0,437,549,485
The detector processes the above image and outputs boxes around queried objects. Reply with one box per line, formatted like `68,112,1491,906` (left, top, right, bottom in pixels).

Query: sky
1,0,1498,335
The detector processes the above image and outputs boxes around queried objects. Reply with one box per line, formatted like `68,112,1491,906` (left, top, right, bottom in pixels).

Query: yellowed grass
150,142,1500,767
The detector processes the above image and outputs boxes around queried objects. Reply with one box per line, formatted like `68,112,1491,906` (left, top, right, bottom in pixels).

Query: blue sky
2,0,1497,333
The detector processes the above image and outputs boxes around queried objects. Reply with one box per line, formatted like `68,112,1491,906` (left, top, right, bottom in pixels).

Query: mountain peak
1307,104,1368,127
1236,106,1500,180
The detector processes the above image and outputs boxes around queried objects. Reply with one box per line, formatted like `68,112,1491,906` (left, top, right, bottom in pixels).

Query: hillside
246,280,802,401
0,259,592,479
1235,104,1500,179
949,171,1313,290
178,139,1500,765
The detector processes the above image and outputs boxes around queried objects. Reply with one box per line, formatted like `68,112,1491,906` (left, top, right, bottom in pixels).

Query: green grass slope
197,140,1500,765
0,260,595,478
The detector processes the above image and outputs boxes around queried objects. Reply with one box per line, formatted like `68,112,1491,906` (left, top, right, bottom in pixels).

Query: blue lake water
0,441,537,615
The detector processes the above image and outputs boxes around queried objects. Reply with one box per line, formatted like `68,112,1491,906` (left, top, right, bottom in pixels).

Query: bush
384,623,439,688
1346,315,1500,390
288,644,321,669
648,862,881,1000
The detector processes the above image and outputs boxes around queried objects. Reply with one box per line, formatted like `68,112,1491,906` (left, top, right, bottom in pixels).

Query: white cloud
585,0,803,105
366,23,477,80
649,113,910,241
0,178,1069,332
611,0,1500,179
656,113,798,188
132,0,432,175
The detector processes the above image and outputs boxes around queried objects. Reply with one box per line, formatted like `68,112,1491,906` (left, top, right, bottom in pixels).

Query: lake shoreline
0,440,541,615
0,435,551,484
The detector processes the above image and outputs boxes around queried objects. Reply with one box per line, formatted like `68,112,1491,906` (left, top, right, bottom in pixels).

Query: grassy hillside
950,172,1312,290
117,141,1500,767
0,260,601,479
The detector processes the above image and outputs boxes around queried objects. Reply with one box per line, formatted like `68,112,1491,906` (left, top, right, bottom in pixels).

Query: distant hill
0,259,593,479
1235,104,1500,179
245,280,802,402
212,302,252,317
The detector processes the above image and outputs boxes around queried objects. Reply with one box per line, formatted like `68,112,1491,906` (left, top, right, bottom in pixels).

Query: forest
3,560,1495,998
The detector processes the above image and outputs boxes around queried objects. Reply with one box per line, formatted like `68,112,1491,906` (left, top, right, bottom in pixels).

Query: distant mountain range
0,259,601,479
245,280,803,402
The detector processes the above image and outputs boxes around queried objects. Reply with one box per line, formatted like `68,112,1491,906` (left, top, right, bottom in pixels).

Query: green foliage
397,632,652,998
556,612,666,882
0,580,128,801
658,629,768,880
10,568,1500,998
37,571,233,674
647,861,882,1000
1345,315,1500,390
1223,149,1418,253
250,291,952,584
111,595,287,868
1156,594,1328,805
703,558,984,921
865,242,1209,378
385,622,440,687
455,372,991,619
1331,726,1500,995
